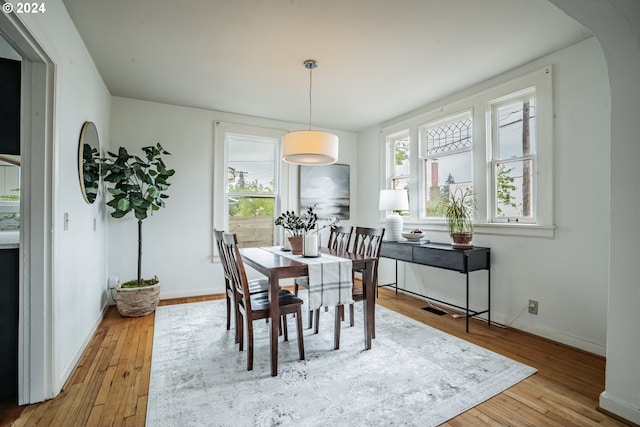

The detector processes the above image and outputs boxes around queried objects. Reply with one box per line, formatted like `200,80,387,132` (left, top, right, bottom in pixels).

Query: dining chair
221,232,305,371
327,225,354,252
335,226,385,348
293,225,353,332
214,229,269,343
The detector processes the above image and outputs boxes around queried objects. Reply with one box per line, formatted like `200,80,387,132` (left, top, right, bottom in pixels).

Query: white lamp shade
379,189,409,211
282,130,339,165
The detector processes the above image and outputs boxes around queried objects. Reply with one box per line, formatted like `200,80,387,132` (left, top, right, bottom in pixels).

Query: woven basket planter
116,282,160,317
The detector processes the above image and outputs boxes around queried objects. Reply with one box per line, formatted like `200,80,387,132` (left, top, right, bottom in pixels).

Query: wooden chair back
214,229,231,282
221,232,253,315
352,227,385,286
327,225,353,252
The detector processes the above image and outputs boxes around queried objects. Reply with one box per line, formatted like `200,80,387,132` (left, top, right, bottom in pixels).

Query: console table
379,241,491,333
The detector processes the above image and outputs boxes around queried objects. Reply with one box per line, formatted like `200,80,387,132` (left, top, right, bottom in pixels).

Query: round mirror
78,121,100,204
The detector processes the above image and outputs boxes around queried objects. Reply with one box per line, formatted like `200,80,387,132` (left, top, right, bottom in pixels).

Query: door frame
0,11,55,404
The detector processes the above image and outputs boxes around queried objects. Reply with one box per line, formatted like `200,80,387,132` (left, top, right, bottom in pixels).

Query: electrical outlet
108,276,119,289
528,299,539,315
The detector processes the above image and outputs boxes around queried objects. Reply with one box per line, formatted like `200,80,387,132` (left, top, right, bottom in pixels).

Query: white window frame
386,130,410,191
225,133,280,239
486,67,553,232
379,66,554,238
489,89,537,223
418,110,474,221
213,122,288,257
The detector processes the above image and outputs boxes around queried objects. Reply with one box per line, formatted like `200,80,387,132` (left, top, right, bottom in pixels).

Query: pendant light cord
308,65,313,130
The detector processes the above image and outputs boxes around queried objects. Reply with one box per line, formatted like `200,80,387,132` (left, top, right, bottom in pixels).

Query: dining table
239,246,377,376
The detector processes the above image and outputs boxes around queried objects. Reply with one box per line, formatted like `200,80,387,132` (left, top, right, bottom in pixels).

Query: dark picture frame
299,164,350,219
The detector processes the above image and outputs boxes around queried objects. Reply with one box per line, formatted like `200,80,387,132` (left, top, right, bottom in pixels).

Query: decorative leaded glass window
420,111,473,218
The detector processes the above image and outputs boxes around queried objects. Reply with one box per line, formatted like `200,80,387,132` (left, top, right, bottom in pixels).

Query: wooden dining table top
240,246,374,272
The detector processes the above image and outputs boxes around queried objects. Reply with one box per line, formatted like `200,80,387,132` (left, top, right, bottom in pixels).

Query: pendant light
282,59,339,165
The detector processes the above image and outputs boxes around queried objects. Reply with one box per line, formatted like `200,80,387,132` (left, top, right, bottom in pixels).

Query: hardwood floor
1,288,632,426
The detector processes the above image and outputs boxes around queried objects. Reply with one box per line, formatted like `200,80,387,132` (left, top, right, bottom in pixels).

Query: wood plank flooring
1,288,632,426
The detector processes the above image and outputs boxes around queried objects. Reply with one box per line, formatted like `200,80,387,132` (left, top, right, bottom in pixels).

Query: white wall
0,34,20,60
358,37,611,356
8,0,111,397
549,0,640,423
109,97,358,299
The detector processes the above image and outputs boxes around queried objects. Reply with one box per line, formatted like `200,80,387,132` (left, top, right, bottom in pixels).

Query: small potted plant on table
440,187,475,249
274,206,317,254
100,143,175,317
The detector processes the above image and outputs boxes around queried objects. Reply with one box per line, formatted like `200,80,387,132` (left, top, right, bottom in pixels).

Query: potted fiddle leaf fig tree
100,143,175,317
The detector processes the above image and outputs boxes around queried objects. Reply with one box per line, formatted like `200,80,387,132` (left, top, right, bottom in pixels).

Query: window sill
474,223,555,238
403,221,555,238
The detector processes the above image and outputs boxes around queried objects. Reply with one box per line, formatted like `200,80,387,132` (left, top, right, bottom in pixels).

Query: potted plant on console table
100,143,175,317
440,187,475,249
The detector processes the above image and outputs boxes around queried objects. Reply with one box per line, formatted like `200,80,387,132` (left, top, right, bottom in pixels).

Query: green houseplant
100,143,175,316
274,206,318,254
440,187,475,249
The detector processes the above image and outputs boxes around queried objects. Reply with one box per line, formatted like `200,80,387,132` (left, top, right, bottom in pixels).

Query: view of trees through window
390,135,410,215
493,96,535,220
226,134,278,247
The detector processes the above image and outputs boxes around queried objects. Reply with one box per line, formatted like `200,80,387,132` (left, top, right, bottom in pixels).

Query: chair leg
295,307,305,360
225,293,231,331
247,319,254,371
334,304,343,350
349,303,355,327
313,309,320,334
372,314,375,339
282,315,289,341
234,296,241,344
307,308,313,329
238,313,244,352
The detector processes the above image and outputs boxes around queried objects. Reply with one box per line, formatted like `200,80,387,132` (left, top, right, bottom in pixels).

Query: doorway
0,12,54,405
0,37,21,403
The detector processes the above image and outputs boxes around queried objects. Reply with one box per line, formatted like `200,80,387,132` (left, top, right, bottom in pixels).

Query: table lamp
379,189,409,241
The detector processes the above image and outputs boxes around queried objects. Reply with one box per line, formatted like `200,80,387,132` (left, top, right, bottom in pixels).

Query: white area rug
147,300,536,426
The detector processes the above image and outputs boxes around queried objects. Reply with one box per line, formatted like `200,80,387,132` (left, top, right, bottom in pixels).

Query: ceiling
62,0,591,132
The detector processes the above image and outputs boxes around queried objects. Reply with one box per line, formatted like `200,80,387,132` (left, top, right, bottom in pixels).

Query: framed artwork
299,164,350,219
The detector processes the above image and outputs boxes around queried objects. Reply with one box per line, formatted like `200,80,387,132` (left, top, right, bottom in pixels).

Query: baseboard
58,301,110,393
599,391,640,425
504,316,606,357
160,287,224,300
389,287,606,357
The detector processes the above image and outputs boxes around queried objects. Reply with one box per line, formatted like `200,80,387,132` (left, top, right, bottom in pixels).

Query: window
225,133,279,248
385,132,410,215
388,132,410,190
490,92,536,222
381,66,553,236
419,111,473,218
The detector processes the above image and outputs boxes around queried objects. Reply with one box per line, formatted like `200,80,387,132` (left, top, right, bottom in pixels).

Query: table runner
263,247,353,309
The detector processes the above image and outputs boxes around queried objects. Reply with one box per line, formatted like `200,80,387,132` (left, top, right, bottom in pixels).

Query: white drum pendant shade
282,130,339,165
